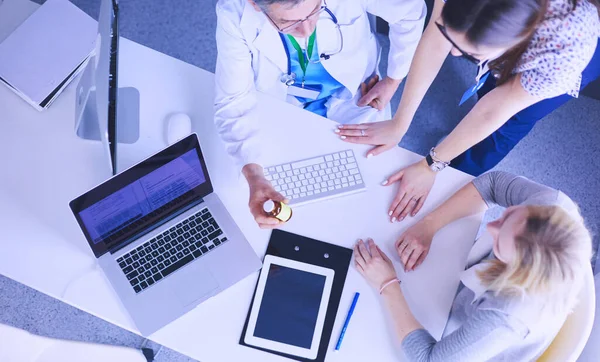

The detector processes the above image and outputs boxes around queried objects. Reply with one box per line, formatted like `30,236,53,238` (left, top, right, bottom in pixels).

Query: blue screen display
254,265,326,349
78,149,206,244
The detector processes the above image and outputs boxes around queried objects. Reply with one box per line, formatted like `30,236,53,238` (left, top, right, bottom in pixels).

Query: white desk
0,1,483,361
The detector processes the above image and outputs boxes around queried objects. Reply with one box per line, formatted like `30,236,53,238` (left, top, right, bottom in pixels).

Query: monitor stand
75,86,140,144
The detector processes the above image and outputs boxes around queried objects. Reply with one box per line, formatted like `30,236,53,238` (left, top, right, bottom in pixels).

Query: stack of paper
0,0,97,111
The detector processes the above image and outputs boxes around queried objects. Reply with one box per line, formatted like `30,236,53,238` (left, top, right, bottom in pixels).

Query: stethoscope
279,7,343,86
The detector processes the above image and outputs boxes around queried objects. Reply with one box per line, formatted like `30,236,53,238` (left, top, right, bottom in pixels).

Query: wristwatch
425,147,450,172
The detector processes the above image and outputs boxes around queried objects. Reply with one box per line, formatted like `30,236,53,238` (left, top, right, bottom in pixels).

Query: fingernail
388,210,393,216
391,217,396,223
334,129,340,133
338,125,343,128
411,212,416,217
340,136,346,140
367,154,372,158
381,180,388,185
400,217,404,221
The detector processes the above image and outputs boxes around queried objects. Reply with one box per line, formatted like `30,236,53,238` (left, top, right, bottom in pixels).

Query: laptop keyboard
116,208,228,294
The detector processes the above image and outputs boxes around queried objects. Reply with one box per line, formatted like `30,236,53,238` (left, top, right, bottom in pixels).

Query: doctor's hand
354,238,398,290
358,75,402,111
383,159,436,223
336,119,409,158
243,164,288,229
395,220,436,272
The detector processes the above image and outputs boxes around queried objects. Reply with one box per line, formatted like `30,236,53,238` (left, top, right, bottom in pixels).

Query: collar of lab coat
240,3,287,73
240,0,357,94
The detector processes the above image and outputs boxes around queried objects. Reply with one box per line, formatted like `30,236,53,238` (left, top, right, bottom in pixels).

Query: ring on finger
361,129,366,137
399,240,408,252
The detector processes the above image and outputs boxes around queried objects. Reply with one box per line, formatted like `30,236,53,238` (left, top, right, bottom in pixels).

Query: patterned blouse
515,0,600,98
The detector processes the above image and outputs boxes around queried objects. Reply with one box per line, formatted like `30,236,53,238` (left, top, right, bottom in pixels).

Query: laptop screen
70,134,213,257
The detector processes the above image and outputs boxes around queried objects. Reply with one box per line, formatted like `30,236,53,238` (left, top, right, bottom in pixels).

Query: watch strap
426,154,434,167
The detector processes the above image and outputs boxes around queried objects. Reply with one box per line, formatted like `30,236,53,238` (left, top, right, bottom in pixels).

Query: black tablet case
239,229,353,362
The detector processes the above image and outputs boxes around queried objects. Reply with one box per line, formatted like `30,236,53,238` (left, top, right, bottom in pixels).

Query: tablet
244,255,335,359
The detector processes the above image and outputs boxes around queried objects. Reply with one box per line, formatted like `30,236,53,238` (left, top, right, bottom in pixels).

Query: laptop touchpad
171,264,219,307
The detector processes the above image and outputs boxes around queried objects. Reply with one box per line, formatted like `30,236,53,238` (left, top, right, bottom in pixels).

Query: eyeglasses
435,22,480,64
264,0,327,33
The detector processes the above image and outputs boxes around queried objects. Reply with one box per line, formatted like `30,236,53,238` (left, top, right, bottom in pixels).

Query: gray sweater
401,171,579,362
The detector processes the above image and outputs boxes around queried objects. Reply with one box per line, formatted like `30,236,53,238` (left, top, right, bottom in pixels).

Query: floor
2,0,600,361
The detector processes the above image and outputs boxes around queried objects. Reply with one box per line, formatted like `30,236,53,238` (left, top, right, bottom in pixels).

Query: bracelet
379,278,400,295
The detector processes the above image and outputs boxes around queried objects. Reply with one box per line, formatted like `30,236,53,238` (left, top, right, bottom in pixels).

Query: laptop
69,134,262,335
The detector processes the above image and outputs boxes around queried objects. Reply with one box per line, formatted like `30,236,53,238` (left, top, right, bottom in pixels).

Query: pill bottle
263,200,292,222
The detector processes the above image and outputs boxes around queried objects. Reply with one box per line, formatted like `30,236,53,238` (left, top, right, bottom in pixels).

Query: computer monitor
74,0,140,175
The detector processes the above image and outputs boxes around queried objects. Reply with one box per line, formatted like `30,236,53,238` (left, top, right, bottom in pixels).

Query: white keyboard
264,150,366,206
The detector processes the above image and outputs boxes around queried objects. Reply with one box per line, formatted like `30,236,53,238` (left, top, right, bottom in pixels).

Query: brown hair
477,205,592,311
442,0,600,85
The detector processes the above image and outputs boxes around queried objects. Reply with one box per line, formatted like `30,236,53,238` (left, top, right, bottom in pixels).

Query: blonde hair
477,205,592,311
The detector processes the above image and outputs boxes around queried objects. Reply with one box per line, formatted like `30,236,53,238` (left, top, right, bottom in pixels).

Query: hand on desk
337,75,406,157
354,238,398,290
336,119,408,158
243,164,288,229
395,220,435,272
383,159,436,222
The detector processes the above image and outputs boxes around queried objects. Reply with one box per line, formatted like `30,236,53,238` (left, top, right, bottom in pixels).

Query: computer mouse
166,113,192,144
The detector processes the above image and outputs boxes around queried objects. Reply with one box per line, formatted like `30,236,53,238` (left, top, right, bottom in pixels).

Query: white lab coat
214,0,426,169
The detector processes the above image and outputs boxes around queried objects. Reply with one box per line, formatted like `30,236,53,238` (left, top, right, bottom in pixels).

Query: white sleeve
363,0,427,80
214,3,264,172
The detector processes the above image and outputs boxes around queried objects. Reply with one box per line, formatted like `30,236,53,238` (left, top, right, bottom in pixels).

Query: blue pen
335,292,360,351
